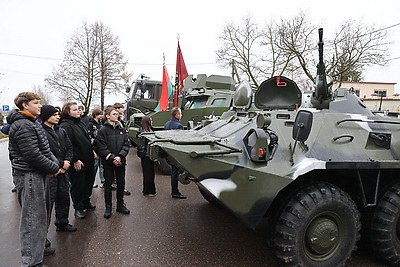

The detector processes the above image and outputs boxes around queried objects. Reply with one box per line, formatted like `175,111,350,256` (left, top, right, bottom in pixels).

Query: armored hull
141,29,400,266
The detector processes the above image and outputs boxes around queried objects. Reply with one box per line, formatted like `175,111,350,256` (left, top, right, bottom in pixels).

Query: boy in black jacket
40,105,77,235
95,107,130,218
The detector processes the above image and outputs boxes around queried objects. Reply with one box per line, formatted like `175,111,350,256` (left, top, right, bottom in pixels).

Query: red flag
157,63,170,111
173,40,188,107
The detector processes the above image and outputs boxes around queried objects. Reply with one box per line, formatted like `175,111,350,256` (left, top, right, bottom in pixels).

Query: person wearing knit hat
41,104,77,241
39,105,58,123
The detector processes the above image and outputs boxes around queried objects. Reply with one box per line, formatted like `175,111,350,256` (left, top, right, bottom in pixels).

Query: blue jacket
164,118,183,130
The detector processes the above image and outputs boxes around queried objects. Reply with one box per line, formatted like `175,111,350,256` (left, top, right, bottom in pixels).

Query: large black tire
198,187,217,204
271,182,361,266
156,158,171,175
367,183,400,266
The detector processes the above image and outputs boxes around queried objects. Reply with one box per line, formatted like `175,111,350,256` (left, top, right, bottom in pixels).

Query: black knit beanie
40,105,58,122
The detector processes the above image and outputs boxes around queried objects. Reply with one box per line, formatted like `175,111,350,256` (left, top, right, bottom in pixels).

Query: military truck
126,74,237,174
139,28,400,266
126,74,236,145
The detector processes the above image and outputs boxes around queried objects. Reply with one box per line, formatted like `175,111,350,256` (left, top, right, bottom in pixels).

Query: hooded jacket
7,109,59,174
60,116,94,169
95,120,130,169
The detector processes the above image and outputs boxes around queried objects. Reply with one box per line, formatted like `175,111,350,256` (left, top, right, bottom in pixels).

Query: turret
311,28,332,109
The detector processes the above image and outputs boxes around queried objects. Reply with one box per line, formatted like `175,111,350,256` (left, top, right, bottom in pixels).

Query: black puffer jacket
7,110,59,174
60,116,94,169
42,123,73,167
95,121,130,169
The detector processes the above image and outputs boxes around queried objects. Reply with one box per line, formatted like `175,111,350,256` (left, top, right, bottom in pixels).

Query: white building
334,81,399,111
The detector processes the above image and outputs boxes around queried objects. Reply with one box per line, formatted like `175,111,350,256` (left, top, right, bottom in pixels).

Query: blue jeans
13,169,47,267
94,157,105,184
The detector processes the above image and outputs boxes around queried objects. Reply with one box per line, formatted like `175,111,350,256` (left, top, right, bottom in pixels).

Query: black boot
104,205,112,218
116,203,130,214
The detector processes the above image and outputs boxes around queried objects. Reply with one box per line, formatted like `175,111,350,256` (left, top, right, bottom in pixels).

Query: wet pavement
0,140,389,266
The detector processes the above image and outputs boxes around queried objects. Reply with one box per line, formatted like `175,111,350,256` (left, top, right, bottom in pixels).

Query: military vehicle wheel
272,182,360,266
156,158,171,175
367,183,400,266
198,187,217,204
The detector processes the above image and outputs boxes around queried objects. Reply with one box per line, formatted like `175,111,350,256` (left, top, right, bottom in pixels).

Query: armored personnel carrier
139,29,400,266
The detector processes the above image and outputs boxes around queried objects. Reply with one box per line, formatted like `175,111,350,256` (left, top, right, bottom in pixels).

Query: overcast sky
0,0,399,108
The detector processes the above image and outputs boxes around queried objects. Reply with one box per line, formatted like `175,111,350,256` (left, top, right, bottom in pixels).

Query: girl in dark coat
60,102,96,219
137,116,156,196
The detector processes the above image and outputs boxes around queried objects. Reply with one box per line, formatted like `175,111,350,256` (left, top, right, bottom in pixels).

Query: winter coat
60,116,94,169
164,117,184,130
87,117,102,145
95,120,130,169
7,110,59,174
42,123,73,167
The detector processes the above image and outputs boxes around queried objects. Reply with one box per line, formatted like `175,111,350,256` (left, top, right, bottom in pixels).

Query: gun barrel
311,28,331,109
318,28,324,69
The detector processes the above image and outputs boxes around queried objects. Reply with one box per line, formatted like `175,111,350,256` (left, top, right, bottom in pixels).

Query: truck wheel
198,187,217,204
156,158,171,175
271,182,361,266
367,183,400,266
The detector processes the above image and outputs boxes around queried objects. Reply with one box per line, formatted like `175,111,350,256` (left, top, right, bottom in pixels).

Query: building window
374,90,387,97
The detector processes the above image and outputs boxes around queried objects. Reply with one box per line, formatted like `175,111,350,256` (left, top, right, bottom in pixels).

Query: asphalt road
0,140,389,266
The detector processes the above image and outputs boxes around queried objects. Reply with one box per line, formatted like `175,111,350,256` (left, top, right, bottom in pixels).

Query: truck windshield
185,96,209,109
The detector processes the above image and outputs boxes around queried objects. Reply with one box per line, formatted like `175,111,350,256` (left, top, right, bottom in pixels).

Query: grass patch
0,132,8,139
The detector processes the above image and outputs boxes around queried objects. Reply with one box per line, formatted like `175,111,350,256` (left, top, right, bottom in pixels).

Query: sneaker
143,193,157,197
123,189,131,196
99,183,104,188
84,203,96,211
104,206,112,219
56,224,77,232
44,247,55,256
74,209,85,219
172,193,187,199
116,203,130,214
93,184,98,188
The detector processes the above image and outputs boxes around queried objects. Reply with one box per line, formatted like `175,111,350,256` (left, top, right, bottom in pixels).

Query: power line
0,52,217,66
0,52,62,61
0,68,47,76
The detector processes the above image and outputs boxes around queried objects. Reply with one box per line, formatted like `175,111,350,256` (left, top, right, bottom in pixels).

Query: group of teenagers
5,91,186,267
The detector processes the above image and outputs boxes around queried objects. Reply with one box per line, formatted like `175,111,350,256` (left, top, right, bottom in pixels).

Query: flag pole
174,34,180,107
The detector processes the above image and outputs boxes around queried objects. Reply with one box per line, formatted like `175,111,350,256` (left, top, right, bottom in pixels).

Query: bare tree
328,19,391,86
95,22,130,109
216,16,265,88
46,21,129,110
272,12,318,83
216,12,391,88
32,84,51,105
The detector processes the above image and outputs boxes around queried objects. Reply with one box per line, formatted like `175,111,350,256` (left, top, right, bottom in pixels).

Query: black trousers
104,166,126,207
45,173,71,228
69,167,96,210
141,156,156,195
